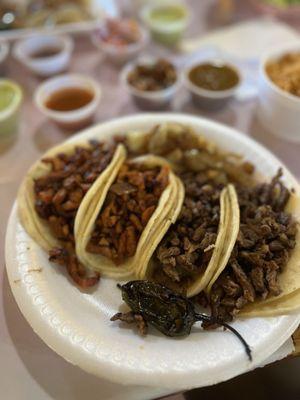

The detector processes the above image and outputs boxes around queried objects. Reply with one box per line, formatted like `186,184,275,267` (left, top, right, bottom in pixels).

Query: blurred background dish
183,60,241,111
0,0,118,40
92,18,149,65
121,57,180,110
13,34,74,77
34,73,101,130
0,40,9,75
140,1,189,46
0,79,22,138
266,51,300,97
258,41,300,142
1,0,93,30
250,0,300,19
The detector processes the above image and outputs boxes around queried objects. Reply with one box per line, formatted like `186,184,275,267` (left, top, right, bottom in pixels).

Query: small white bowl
183,60,241,111
34,74,101,130
92,21,149,65
140,2,189,46
0,79,23,138
0,41,9,73
120,58,180,110
258,42,300,142
13,35,74,77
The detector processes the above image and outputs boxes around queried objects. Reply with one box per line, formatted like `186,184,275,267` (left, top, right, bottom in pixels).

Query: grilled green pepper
112,280,252,361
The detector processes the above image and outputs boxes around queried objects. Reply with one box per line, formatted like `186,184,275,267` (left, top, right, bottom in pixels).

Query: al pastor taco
17,140,126,287
76,155,184,279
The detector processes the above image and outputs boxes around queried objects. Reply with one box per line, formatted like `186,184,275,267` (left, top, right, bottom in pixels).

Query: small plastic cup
13,35,74,77
183,60,241,111
92,20,149,65
0,79,23,139
34,74,101,130
140,2,188,46
121,58,180,111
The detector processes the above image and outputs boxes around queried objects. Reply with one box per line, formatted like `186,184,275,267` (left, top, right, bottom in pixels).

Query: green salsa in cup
0,80,23,137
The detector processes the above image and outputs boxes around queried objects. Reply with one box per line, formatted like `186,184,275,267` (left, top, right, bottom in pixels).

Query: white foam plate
5,113,300,391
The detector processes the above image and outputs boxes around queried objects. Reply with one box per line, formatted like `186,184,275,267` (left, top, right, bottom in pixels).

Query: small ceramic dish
92,19,149,65
257,41,300,142
183,60,241,111
120,58,180,110
34,74,101,130
13,35,74,77
140,2,188,46
0,41,9,74
0,79,23,138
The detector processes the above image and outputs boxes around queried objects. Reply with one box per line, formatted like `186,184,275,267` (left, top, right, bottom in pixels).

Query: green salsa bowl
0,79,23,138
141,3,188,46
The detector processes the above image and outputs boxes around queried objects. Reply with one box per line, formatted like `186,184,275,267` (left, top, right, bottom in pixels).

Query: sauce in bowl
142,3,188,46
188,63,240,92
0,82,16,111
149,5,187,24
29,46,62,59
127,59,177,92
45,87,94,112
0,79,22,137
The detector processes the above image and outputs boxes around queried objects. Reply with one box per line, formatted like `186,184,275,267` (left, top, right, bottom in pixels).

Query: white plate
0,0,118,41
5,113,300,391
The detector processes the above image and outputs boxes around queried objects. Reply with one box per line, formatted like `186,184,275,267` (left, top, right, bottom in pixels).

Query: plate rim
5,113,300,390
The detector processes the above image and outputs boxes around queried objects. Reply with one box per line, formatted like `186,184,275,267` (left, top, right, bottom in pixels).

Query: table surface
1,1,300,399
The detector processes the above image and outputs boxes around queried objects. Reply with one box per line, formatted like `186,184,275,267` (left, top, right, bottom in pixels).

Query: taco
76,155,184,279
18,140,126,253
205,170,300,320
149,173,239,297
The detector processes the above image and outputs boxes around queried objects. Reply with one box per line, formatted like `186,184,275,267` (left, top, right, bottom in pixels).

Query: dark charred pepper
111,280,252,361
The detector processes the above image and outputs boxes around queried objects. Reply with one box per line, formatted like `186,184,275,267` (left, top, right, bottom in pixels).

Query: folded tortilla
18,141,126,252
188,184,240,297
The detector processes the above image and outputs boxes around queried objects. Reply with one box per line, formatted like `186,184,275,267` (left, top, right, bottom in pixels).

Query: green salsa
149,5,186,24
189,63,240,91
0,84,16,111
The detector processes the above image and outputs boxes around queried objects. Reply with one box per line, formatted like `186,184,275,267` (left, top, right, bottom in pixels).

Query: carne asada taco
239,191,300,317
149,180,239,297
76,155,184,279
18,140,126,253
204,172,300,320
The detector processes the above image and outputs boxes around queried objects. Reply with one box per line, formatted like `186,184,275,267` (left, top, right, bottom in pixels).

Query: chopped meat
231,261,255,303
127,59,177,92
265,261,281,296
219,275,241,297
34,141,115,288
206,171,297,322
153,170,222,291
250,267,267,297
86,163,169,264
49,247,100,288
34,141,116,245
111,311,148,336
